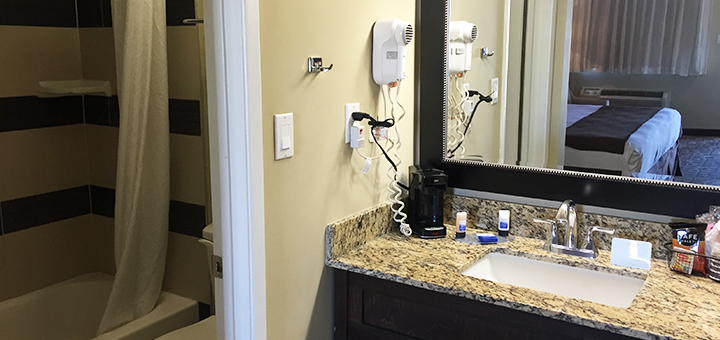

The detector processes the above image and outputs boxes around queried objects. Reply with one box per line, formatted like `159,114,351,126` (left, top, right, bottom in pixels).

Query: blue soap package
478,233,498,244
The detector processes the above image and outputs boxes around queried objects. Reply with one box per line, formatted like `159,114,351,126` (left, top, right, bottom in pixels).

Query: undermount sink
461,252,646,308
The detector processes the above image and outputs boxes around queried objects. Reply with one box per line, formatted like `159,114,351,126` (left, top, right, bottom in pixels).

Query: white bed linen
564,104,682,175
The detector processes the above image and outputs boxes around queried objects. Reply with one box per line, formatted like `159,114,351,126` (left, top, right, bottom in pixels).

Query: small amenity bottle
456,212,467,238
498,210,510,236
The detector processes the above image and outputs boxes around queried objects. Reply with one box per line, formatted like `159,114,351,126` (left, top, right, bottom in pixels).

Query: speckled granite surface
326,201,720,340
325,202,394,260
445,195,674,260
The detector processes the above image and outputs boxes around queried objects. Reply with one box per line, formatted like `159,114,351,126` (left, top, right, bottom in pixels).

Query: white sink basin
461,252,646,308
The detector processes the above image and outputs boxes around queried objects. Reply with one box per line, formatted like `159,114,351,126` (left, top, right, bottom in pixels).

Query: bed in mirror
414,0,720,218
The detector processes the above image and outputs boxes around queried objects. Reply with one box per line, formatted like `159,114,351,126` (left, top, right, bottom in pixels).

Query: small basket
666,243,720,281
708,258,720,281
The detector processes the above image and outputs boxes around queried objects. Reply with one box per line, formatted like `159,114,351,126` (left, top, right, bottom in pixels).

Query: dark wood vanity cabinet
334,269,636,340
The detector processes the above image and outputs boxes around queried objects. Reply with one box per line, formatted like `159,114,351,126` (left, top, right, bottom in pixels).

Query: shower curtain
97,0,170,334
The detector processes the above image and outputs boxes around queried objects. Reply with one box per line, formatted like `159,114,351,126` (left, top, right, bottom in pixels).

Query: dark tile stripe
1,186,91,233
0,0,192,28
86,186,206,237
90,185,115,218
84,96,111,126
0,96,84,132
101,0,112,27
96,97,201,136
683,129,720,137
4,95,204,136
77,0,103,27
166,0,196,26
0,0,77,27
169,99,202,136
169,200,206,237
198,303,212,320
109,96,120,127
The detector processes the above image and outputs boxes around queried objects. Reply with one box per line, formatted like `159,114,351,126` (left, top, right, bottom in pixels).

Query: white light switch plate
274,113,293,160
345,103,360,143
491,78,499,105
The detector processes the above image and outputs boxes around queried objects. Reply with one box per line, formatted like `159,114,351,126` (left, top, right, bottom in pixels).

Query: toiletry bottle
498,210,510,236
456,212,467,238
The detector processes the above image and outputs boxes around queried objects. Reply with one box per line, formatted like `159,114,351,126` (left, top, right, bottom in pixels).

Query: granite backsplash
444,195,673,260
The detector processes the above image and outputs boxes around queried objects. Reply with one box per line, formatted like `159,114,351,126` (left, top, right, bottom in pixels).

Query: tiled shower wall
0,0,212,304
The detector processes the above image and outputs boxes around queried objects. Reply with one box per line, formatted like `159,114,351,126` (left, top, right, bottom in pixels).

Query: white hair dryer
372,19,414,85
448,21,478,74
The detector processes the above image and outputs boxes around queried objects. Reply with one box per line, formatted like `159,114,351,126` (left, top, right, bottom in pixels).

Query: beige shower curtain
97,0,170,334
571,0,712,76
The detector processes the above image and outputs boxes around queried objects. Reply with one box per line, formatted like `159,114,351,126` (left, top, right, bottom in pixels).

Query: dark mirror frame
414,0,720,218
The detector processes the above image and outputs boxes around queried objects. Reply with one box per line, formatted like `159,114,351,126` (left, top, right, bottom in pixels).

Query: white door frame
520,0,557,168
204,0,266,338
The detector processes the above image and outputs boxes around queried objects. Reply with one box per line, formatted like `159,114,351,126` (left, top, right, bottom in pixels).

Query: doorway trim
204,0,267,338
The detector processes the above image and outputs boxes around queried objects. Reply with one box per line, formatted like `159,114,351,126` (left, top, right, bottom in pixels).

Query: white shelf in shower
38,80,112,98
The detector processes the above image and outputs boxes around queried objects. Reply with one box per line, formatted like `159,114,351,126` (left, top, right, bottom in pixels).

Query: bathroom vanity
326,202,720,340
329,0,720,338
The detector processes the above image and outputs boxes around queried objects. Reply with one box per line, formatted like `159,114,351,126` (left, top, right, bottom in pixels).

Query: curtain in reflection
571,0,712,76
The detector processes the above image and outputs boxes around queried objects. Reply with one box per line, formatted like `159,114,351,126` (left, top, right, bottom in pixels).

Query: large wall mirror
415,0,720,218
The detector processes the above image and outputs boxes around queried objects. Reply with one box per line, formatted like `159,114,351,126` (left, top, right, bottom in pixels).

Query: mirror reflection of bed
563,99,683,181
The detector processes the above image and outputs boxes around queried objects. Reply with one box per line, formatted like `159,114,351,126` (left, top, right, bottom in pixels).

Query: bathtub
0,272,199,340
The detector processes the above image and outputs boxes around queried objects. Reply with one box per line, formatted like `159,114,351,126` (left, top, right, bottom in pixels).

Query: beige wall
168,27,203,101
79,28,118,94
0,26,83,97
0,215,113,302
569,0,720,130
0,125,89,201
451,0,505,162
259,1,415,339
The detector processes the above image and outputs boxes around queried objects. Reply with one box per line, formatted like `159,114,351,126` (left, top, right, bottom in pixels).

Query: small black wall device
408,166,448,238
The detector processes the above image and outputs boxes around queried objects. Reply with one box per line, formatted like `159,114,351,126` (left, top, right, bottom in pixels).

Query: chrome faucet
533,200,614,259
557,200,578,248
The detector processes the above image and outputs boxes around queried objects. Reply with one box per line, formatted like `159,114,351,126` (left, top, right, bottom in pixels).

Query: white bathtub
0,272,199,340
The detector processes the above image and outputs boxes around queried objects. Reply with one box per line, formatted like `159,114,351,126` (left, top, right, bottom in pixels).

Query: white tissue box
610,238,652,270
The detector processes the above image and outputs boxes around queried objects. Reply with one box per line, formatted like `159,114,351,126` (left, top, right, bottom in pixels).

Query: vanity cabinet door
334,269,636,340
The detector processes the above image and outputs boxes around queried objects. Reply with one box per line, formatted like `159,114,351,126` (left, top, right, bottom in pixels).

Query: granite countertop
325,204,720,340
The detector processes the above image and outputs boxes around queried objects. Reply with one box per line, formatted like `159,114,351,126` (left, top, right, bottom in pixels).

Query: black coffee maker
407,166,448,238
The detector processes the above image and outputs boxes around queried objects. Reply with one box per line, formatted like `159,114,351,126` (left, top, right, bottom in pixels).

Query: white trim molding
204,0,266,338
521,0,556,168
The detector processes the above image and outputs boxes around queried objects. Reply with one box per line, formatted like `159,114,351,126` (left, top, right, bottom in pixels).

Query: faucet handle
533,218,567,225
533,218,560,250
584,226,615,258
589,226,615,236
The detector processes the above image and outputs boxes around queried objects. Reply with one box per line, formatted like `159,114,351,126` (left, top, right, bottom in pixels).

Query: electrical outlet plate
463,100,474,116
345,103,360,143
491,78,499,105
